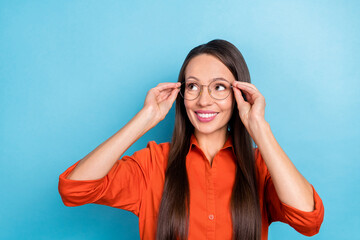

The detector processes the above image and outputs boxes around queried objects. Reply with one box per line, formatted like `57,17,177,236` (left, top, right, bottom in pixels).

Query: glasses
178,79,233,100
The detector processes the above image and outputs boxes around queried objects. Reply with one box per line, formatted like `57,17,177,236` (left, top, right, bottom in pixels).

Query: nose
197,86,213,106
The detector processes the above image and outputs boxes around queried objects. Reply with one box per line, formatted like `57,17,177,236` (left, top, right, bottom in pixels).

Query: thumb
233,87,246,106
167,87,180,105
233,87,249,118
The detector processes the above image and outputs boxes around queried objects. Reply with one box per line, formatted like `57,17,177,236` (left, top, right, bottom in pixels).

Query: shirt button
208,214,214,220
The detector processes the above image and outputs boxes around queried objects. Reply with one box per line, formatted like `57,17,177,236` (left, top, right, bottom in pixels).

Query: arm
67,82,180,180
251,120,314,211
67,107,157,180
233,81,314,212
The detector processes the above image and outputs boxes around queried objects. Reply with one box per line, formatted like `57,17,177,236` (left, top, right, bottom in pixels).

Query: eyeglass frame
178,78,234,101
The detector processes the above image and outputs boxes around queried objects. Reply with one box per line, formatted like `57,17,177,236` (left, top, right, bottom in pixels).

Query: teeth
197,113,217,118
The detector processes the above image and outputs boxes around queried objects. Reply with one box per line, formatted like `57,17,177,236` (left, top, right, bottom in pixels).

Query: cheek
184,100,196,111
184,100,189,109
184,100,190,113
222,97,234,112
221,99,235,120
184,100,193,117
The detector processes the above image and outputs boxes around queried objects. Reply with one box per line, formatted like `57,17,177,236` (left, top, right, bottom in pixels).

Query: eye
214,84,226,91
186,83,199,91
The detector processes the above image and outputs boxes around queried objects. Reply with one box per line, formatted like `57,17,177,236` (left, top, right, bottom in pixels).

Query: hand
143,82,181,122
232,81,266,132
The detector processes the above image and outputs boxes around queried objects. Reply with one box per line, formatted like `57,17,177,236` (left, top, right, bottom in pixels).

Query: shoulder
120,141,171,177
129,140,171,168
146,140,171,154
129,140,170,158
146,141,171,173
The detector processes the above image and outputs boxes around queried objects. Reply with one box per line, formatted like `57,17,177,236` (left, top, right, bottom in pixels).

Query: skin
184,54,236,163
67,53,315,212
184,54,315,212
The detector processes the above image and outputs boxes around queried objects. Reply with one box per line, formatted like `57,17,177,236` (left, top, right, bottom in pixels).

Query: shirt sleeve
264,170,325,236
58,141,163,217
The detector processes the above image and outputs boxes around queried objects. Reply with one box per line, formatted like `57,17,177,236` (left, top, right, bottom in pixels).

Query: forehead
184,54,235,83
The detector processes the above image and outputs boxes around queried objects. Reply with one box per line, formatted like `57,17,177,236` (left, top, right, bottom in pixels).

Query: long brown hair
156,39,261,240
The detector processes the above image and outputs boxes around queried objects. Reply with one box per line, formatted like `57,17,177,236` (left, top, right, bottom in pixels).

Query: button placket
206,164,216,239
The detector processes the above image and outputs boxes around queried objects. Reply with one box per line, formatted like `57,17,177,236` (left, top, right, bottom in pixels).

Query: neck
194,128,229,164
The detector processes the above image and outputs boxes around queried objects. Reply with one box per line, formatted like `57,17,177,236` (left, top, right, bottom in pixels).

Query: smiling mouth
194,111,219,122
196,112,218,118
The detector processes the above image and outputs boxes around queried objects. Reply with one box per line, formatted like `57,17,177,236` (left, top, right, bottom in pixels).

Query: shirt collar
189,133,234,152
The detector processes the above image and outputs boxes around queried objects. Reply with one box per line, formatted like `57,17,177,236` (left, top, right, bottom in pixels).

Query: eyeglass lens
180,79,232,100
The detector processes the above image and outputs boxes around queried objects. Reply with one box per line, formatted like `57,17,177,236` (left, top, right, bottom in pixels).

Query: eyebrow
186,76,228,81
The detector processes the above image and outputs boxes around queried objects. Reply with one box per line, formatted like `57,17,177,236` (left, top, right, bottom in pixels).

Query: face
184,54,236,137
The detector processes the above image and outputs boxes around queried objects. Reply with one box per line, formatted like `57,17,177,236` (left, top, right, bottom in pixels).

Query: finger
157,82,179,87
157,89,172,102
158,87,179,102
159,88,174,98
151,83,178,98
244,91,252,102
232,81,257,94
233,87,245,104
233,87,250,119
167,86,180,104
233,86,253,104
156,82,181,91
233,81,258,91
233,81,261,103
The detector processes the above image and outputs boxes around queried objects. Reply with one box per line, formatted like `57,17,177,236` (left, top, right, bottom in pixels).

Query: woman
59,39,324,240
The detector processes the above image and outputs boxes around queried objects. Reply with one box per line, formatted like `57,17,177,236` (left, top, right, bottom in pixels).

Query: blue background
1,0,359,239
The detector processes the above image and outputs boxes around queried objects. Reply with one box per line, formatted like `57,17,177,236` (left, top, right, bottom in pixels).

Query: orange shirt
58,134,324,240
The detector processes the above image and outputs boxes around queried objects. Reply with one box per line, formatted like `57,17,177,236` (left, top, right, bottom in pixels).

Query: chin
194,126,227,136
